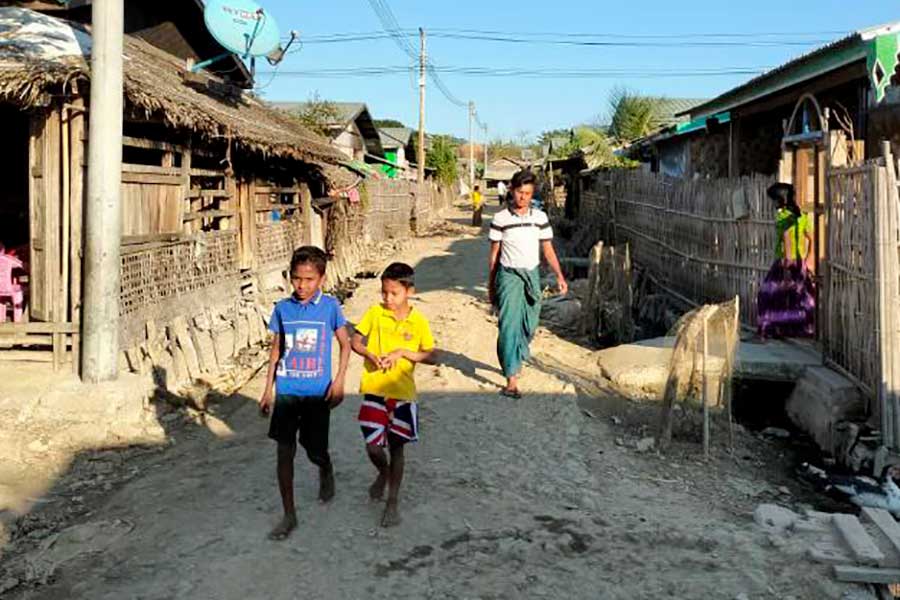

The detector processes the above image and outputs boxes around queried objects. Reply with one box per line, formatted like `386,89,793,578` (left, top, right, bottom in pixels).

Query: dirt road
4,207,863,599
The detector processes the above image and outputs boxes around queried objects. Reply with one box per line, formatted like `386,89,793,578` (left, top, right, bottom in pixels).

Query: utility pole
468,101,475,193
82,0,123,382
483,126,488,180
417,27,426,189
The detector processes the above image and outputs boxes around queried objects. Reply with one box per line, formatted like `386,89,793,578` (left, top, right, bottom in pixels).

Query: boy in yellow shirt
352,262,435,527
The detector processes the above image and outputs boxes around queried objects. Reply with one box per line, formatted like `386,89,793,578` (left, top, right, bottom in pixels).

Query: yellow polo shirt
356,304,435,401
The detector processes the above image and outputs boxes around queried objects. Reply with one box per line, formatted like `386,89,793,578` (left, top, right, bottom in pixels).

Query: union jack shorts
358,395,419,447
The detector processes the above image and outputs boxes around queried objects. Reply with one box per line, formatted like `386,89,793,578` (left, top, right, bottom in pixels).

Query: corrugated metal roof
378,127,414,148
683,21,900,119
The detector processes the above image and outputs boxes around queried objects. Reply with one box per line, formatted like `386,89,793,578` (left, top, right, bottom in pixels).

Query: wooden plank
69,95,85,376
182,209,235,222
0,334,53,345
190,168,224,178
121,172,182,185
0,322,79,334
254,187,301,195
187,189,231,199
834,513,887,566
0,351,54,363
122,135,182,153
861,507,900,558
122,164,181,176
833,565,900,584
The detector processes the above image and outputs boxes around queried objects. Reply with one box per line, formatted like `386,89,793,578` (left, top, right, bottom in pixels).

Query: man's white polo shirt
489,207,553,270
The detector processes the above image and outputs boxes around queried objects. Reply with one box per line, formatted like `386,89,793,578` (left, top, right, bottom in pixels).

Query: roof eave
683,35,869,119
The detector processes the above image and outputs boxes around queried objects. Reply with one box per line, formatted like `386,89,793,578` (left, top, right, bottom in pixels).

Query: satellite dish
203,0,281,59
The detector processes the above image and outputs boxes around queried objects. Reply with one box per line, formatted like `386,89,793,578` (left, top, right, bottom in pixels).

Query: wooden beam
121,172,182,185
187,189,231,199
190,168,225,178
254,187,301,194
121,232,189,247
0,351,54,363
122,136,183,153
122,164,181,176
0,322,80,334
833,565,900,584
183,209,235,221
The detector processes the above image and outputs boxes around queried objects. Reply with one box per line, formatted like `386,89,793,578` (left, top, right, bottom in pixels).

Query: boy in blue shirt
259,246,351,541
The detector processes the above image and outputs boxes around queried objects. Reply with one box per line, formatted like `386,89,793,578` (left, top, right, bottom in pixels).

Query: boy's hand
326,382,345,410
380,350,405,371
366,352,385,370
259,390,274,416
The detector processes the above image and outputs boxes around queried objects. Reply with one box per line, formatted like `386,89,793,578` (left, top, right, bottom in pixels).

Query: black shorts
268,394,331,465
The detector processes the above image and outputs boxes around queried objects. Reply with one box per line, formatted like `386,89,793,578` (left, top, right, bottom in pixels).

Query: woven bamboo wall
599,170,776,326
255,218,305,271
365,179,414,241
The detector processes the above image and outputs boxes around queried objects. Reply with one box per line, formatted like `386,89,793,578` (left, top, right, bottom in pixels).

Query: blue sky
256,0,897,141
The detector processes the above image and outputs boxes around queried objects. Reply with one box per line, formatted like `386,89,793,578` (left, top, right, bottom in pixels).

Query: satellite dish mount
192,0,282,73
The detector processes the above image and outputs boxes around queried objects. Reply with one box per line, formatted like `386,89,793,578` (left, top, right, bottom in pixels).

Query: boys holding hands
259,246,351,540
352,263,434,527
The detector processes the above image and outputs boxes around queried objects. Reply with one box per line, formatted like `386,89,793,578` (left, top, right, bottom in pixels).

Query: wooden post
581,241,603,337
702,311,710,458
69,95,85,375
180,140,192,234
82,0,123,382
881,142,900,452
875,145,894,451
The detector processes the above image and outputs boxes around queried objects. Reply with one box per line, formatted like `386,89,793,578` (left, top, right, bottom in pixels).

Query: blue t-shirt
268,291,347,397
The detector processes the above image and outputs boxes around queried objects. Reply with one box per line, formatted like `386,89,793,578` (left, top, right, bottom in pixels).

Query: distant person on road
488,170,568,398
472,185,484,227
497,180,507,205
757,182,815,339
351,262,435,527
259,246,351,541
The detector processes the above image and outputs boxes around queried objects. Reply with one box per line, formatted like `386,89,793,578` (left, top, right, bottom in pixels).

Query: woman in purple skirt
757,183,816,339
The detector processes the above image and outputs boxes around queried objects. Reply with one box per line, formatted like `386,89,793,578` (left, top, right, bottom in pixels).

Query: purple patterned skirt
757,260,816,338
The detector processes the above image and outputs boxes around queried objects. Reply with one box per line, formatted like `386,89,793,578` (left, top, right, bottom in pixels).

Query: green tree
607,88,665,143
373,119,406,128
426,135,459,186
291,93,339,137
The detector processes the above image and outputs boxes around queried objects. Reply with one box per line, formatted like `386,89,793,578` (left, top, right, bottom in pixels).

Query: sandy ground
0,205,873,599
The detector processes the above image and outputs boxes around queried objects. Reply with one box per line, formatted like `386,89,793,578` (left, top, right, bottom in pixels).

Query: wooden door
28,110,62,322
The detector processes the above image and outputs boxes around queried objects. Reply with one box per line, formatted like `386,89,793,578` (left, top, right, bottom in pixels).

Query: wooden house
273,101,384,162
0,6,357,376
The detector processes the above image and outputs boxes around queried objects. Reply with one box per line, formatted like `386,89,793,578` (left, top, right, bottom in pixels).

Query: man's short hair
290,246,327,276
381,262,415,288
510,169,536,190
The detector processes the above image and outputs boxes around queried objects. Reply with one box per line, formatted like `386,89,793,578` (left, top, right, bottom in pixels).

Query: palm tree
607,88,665,143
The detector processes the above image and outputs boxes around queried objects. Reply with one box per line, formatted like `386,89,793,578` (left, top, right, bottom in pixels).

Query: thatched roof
0,8,353,185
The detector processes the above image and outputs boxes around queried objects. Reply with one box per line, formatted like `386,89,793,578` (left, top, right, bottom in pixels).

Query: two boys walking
258,247,434,539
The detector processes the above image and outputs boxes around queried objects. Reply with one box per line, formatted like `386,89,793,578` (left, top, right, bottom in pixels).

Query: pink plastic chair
0,253,25,323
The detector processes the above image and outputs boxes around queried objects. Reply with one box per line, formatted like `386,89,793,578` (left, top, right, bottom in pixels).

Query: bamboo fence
608,170,776,326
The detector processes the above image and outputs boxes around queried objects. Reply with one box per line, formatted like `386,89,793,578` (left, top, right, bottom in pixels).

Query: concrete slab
595,336,823,401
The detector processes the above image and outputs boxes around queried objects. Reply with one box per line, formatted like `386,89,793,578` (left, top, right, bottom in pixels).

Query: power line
256,65,771,79
294,29,835,47
360,2,468,108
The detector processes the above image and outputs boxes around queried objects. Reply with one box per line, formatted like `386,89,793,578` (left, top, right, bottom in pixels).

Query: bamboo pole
69,95,85,375
702,311,710,458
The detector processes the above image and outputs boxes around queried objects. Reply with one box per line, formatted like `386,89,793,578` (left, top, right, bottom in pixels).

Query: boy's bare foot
268,512,297,541
369,470,387,500
319,467,335,503
381,500,401,528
